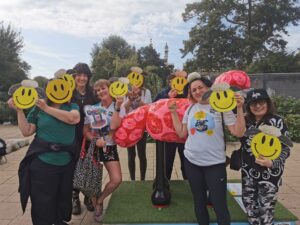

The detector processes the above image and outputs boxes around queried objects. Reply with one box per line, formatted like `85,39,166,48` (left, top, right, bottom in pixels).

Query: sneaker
72,198,81,215
84,196,95,212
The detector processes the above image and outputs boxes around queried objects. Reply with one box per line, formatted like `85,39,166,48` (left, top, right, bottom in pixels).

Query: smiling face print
109,80,128,98
13,86,38,109
127,71,144,88
250,132,282,160
171,77,187,94
209,89,237,112
61,74,75,91
46,79,72,104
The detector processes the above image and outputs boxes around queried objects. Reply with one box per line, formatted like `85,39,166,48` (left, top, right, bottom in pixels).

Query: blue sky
0,0,299,79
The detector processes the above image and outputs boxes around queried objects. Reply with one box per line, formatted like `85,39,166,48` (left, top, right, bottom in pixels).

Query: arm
227,93,246,137
36,99,80,125
110,97,123,130
169,100,188,138
7,98,36,137
83,124,106,147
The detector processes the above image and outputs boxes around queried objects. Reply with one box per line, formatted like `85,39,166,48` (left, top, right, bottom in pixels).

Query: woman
83,79,123,222
70,63,98,214
168,72,245,225
241,88,292,225
8,82,80,225
122,83,152,180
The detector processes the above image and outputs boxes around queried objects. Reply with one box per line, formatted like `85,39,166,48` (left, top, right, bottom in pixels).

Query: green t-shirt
27,103,79,165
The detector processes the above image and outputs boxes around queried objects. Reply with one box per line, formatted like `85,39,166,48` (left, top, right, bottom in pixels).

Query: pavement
0,124,299,225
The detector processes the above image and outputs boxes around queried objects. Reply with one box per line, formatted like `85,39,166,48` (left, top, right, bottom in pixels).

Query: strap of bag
221,112,226,151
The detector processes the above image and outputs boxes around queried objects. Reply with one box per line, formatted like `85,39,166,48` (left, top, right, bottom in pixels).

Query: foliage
0,22,30,95
143,65,164,98
182,0,300,71
90,35,137,81
138,45,173,87
34,76,48,89
247,50,300,73
0,100,17,124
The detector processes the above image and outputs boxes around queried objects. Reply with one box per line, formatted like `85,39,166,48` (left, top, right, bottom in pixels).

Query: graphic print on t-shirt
190,110,215,136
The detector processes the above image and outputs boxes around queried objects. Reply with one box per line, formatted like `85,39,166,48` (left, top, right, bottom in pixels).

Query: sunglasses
249,99,267,107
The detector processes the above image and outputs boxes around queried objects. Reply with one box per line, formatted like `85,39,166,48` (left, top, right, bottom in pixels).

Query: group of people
7,64,292,225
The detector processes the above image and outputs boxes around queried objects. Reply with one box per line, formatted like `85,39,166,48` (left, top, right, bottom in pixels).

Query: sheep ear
8,84,21,96
36,87,46,99
202,90,212,101
279,135,293,148
244,128,260,137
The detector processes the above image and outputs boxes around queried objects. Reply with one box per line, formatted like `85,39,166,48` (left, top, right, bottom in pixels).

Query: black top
241,114,291,187
71,88,98,156
154,87,187,102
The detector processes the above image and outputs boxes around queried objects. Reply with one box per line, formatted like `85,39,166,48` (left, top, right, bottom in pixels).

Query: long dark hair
72,62,93,94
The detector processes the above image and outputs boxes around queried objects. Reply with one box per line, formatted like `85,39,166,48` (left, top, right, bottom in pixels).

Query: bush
0,101,17,124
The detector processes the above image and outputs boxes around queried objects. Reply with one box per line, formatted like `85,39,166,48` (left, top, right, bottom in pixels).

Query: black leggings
127,132,147,180
184,158,230,225
30,158,74,225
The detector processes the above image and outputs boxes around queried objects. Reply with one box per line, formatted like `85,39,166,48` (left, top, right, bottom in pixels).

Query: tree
137,45,173,86
90,35,137,81
247,49,300,73
34,76,48,88
0,22,30,99
182,0,300,71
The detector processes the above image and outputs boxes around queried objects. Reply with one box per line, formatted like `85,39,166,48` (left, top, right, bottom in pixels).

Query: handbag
73,138,103,197
230,148,242,171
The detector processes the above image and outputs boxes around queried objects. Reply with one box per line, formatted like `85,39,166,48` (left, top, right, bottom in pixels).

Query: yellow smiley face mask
203,83,237,112
46,79,73,104
109,77,129,98
245,124,293,160
171,70,188,94
9,80,45,109
61,74,75,91
127,67,144,88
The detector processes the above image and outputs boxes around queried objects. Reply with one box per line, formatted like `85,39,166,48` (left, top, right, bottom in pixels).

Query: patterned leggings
242,176,278,225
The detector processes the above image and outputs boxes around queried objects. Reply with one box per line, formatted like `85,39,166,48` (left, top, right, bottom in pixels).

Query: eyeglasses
249,99,267,107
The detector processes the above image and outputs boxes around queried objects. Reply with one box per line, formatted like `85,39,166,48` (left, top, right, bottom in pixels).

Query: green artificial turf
103,180,298,224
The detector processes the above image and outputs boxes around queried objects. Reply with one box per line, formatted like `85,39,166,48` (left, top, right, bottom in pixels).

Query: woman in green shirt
8,94,80,225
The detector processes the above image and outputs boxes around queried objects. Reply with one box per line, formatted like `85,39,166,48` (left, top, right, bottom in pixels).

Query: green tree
0,22,30,100
34,76,48,88
182,0,300,71
90,35,136,81
247,50,300,73
137,45,173,87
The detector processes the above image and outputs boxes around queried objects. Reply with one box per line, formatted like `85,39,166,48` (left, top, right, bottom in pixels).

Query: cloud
0,0,192,44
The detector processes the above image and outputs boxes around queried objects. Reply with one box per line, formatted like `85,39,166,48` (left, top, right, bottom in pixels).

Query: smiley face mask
8,80,45,109
46,78,73,104
127,67,144,88
171,70,188,95
109,77,130,98
202,83,237,113
245,124,293,160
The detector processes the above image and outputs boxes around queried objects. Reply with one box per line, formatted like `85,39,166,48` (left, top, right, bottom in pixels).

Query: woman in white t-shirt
168,72,245,225
83,79,123,222
121,84,152,180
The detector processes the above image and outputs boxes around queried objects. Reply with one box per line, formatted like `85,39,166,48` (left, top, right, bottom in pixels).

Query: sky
0,0,299,79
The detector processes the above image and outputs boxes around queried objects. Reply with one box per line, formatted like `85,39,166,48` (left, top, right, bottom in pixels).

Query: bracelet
115,106,120,112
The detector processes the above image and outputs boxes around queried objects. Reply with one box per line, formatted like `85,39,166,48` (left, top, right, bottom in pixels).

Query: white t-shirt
84,102,116,146
182,103,236,166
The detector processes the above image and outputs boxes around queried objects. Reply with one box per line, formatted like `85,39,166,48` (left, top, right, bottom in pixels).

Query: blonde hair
94,79,111,89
